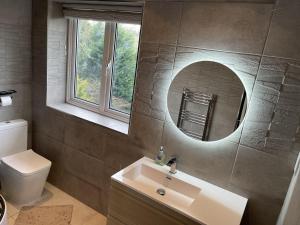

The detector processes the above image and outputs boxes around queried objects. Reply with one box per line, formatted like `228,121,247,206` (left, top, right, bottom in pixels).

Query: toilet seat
1,150,51,176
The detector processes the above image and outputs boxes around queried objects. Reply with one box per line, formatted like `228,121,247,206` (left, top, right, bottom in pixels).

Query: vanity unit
107,157,247,225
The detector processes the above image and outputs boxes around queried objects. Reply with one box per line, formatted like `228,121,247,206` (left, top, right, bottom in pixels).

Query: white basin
112,157,247,225
123,163,201,210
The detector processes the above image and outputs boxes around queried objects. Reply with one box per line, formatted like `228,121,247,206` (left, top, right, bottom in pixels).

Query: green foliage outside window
111,23,139,113
75,19,140,113
75,20,104,104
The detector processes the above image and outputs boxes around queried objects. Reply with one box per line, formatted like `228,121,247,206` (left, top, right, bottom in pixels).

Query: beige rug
14,205,73,225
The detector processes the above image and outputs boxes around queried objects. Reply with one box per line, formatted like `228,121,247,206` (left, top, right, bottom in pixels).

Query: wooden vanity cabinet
107,180,202,225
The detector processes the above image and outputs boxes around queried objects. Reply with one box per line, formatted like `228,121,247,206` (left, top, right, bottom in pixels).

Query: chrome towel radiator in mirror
177,88,217,141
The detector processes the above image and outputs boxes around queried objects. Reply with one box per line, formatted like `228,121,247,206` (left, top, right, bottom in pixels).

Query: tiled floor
6,183,107,225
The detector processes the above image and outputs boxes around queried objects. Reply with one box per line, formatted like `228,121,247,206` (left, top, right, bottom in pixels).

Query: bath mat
14,205,73,225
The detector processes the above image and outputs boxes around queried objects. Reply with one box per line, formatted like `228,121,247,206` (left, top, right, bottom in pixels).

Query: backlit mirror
167,61,247,142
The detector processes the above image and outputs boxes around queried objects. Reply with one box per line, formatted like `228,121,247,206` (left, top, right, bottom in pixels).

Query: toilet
0,119,51,205
0,195,7,225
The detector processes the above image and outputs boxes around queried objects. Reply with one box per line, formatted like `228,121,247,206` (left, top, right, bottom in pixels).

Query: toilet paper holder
0,90,16,96
0,90,16,106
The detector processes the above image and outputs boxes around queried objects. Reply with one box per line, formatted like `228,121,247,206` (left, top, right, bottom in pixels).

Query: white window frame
66,18,140,123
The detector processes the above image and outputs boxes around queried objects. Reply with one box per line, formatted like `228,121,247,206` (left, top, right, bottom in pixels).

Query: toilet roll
0,96,12,106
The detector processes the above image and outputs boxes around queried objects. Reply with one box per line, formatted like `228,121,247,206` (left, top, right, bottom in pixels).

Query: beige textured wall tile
141,2,182,45
64,118,106,160
0,0,31,25
162,121,239,187
264,0,300,60
179,3,273,54
64,146,105,189
103,134,143,170
0,0,32,147
60,171,103,212
33,108,66,142
145,0,275,2
230,145,292,200
229,145,293,225
240,56,300,160
129,112,164,156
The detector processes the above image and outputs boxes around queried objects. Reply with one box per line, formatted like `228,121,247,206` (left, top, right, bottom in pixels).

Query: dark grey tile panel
179,3,273,54
64,145,105,189
162,121,239,187
141,2,182,45
264,0,300,60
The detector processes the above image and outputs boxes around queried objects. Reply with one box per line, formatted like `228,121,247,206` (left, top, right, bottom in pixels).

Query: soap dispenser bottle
155,146,166,165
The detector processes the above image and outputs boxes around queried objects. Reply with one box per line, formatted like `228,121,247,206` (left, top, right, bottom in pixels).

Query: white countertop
112,157,248,225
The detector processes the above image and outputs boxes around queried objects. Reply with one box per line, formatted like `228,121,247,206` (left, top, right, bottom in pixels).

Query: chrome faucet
167,157,177,174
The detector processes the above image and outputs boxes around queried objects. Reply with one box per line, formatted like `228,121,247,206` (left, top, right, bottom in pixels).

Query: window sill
48,103,129,135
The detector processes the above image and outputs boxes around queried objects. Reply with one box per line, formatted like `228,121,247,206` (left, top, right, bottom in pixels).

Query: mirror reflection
167,61,246,142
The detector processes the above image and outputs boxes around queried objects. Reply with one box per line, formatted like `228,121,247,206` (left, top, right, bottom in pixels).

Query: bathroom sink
123,163,201,210
112,157,247,225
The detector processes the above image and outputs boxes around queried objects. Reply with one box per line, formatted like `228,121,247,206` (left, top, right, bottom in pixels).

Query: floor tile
8,214,18,225
82,213,107,225
6,201,19,217
5,182,107,225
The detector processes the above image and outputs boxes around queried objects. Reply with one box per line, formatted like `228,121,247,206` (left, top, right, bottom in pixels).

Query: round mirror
167,61,247,142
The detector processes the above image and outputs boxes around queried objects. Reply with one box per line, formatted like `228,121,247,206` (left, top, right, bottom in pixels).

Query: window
67,18,140,122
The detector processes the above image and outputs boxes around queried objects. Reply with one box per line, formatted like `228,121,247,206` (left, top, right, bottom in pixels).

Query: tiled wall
47,2,67,105
0,0,32,145
32,0,300,225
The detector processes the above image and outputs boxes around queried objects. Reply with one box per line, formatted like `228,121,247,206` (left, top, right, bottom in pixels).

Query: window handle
105,61,112,77
107,61,112,71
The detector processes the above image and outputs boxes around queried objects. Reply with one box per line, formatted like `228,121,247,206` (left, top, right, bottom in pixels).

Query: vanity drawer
107,216,126,225
108,181,201,225
109,186,183,225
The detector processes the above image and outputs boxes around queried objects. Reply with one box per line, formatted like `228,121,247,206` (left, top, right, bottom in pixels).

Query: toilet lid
1,150,51,176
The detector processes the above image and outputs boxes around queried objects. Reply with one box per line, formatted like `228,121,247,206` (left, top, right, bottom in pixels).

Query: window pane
110,23,140,114
75,19,105,104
